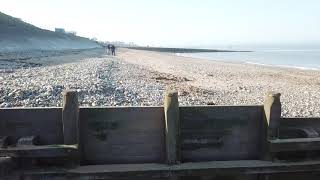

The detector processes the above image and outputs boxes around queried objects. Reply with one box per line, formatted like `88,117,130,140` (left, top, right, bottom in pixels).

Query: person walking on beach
111,45,116,56
107,44,111,55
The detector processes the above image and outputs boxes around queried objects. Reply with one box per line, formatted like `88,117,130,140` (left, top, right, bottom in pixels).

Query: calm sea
177,49,320,70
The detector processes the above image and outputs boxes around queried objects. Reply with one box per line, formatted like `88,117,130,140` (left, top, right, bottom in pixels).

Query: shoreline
118,48,320,78
118,48,320,117
176,53,320,72
127,46,251,53
244,61,320,71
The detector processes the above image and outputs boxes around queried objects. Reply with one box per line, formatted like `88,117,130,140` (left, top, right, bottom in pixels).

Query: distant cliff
0,11,101,52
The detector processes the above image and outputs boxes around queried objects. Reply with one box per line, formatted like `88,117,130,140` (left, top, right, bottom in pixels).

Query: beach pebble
1,49,320,118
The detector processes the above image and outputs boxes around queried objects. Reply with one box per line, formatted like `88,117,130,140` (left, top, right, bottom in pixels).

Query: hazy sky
1,0,320,47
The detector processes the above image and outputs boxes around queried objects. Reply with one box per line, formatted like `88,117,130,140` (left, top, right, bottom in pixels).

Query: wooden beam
264,92,281,140
164,90,180,165
62,90,79,145
262,92,281,160
0,157,14,177
62,90,80,167
19,160,320,179
0,145,78,158
269,137,320,152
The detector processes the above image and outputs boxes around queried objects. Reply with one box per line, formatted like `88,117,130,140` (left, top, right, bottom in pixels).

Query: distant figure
111,45,116,56
107,44,112,55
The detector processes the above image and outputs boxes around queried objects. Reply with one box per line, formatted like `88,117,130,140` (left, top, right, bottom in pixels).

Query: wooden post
62,90,79,145
164,90,180,165
264,92,281,140
262,92,281,162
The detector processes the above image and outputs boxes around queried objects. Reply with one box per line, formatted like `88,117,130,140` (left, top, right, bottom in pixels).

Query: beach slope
118,48,320,117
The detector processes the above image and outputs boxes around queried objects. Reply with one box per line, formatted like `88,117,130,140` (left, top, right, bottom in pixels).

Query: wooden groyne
0,90,320,179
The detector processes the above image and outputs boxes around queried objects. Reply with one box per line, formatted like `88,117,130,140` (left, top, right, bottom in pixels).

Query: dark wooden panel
18,160,320,179
280,118,320,128
80,107,165,164
0,157,14,177
268,172,320,180
0,108,63,145
180,106,263,162
280,118,320,138
269,138,320,152
0,144,78,158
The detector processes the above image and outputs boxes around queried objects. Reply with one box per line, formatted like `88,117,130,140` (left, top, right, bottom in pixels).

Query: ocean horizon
177,48,320,71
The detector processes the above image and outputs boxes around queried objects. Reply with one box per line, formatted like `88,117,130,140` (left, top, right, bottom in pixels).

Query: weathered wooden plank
0,145,78,158
151,160,320,175
80,106,165,164
269,138,320,152
62,90,79,145
180,105,263,161
0,108,63,145
164,90,180,180
18,160,320,179
164,90,180,165
0,157,15,177
263,173,320,180
279,127,319,139
281,118,320,126
280,118,320,138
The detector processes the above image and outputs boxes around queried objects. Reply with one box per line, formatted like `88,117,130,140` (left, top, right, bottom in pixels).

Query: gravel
119,49,320,117
1,48,320,118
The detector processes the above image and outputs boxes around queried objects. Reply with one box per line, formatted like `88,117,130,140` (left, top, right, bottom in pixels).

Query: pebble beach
1,48,320,117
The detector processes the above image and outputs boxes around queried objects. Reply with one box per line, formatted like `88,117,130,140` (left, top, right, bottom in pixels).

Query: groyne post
164,89,181,166
62,90,80,166
62,90,80,145
264,92,281,140
262,92,281,161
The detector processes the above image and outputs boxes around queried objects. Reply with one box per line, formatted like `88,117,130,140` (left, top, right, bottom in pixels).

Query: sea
177,48,320,71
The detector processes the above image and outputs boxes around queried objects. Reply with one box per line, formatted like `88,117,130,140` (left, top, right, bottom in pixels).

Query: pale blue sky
1,0,320,47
